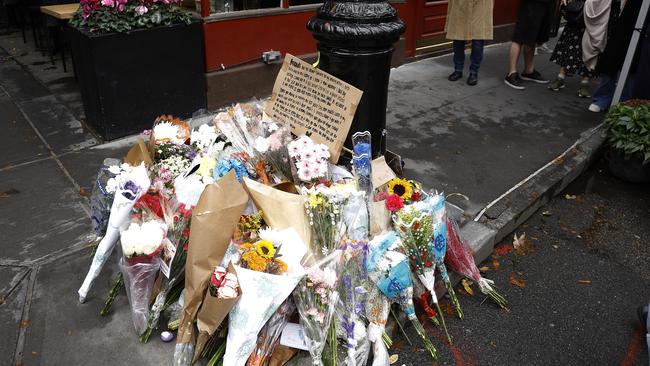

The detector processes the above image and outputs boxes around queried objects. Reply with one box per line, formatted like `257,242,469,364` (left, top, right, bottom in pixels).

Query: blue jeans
592,74,634,109
453,40,485,74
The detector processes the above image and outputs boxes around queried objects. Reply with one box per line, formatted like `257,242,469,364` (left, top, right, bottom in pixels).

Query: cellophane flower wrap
391,194,452,340
222,228,307,366
365,285,391,366
251,119,293,183
445,217,508,310
427,193,462,319
78,162,150,303
118,216,167,335
247,298,296,366
351,131,372,201
89,158,121,237
293,250,342,366
366,231,438,360
337,239,372,366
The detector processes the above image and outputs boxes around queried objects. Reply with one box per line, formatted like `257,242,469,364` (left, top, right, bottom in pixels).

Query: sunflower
255,239,276,259
387,178,412,199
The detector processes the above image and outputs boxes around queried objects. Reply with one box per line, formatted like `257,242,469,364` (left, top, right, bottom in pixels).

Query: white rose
224,273,238,284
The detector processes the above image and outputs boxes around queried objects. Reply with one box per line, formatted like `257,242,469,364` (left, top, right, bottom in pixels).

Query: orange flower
241,243,255,250
242,251,268,272
274,259,288,274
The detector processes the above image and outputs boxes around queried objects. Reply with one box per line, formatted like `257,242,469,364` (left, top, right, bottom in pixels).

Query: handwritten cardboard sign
265,54,363,162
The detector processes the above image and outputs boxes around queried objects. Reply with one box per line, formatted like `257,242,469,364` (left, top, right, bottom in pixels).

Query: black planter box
67,20,206,140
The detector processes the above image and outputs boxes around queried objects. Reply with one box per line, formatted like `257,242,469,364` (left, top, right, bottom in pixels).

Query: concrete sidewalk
0,38,604,365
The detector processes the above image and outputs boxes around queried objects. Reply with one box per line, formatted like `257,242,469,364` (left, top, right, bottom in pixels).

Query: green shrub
604,99,650,163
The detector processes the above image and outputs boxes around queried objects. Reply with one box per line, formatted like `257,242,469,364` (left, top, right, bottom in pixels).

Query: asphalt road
392,158,650,366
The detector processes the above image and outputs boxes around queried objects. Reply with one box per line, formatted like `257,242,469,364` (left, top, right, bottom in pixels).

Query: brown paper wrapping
266,345,298,366
176,171,248,345
124,138,153,167
192,263,241,363
243,177,311,247
369,200,392,237
371,156,397,189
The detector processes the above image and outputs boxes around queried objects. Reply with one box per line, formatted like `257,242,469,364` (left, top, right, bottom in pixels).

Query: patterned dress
550,0,621,77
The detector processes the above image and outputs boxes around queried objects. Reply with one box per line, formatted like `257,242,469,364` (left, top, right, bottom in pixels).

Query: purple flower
135,5,148,14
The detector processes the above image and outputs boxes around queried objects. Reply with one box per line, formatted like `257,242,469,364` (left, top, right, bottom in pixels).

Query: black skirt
550,25,592,77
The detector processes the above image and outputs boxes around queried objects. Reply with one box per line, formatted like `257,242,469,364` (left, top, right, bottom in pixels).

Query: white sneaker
588,103,602,113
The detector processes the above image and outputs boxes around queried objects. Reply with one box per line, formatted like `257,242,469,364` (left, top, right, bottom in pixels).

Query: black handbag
563,0,585,28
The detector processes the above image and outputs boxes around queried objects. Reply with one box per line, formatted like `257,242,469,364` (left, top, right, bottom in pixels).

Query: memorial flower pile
79,100,507,366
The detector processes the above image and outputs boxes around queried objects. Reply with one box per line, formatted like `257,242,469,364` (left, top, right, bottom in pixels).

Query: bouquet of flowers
445,217,508,310
247,298,296,366
78,162,150,303
288,135,330,184
337,239,371,366
365,286,391,366
427,194,463,319
293,250,342,366
88,158,121,238
391,196,451,342
251,120,293,183
366,231,438,360
222,228,307,366
118,219,167,335
301,184,351,257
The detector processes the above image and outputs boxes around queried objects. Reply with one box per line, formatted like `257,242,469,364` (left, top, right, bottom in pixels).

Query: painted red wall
202,0,519,72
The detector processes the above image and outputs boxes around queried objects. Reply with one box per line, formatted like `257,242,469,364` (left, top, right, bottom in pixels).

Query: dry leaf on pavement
578,279,592,284
509,272,526,288
461,279,474,296
479,266,490,273
565,194,577,200
513,232,534,256
389,354,398,364
491,257,501,271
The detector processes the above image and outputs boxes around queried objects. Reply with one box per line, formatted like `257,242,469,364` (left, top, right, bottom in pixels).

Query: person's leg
590,74,616,111
578,75,591,98
549,66,567,90
508,41,522,75
453,40,465,72
523,44,535,74
469,40,485,74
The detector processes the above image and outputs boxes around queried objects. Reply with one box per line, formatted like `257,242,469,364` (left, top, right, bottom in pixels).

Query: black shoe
520,69,549,84
467,72,478,86
504,72,525,90
448,71,463,81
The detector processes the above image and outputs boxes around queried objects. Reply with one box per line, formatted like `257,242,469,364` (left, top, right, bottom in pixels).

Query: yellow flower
308,193,323,208
387,178,412,199
274,259,288,274
241,242,255,250
196,156,216,177
255,240,276,259
242,251,268,272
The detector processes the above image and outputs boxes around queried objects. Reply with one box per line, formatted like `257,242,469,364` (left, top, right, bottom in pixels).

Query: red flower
385,194,404,212
135,192,163,218
411,191,421,202
179,203,193,218
374,191,388,202
424,261,433,267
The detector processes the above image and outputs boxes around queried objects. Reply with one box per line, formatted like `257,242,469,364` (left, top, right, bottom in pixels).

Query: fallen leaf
389,354,398,364
31,352,37,356
494,243,513,256
492,257,501,271
479,266,490,273
20,320,30,329
513,232,534,256
542,210,552,216
578,280,592,285
565,194,577,200
442,302,455,316
553,245,559,249
509,272,526,288
461,279,474,296
0,188,19,198
79,188,90,197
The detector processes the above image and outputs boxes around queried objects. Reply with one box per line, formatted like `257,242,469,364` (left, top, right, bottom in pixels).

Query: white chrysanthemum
153,122,182,143
254,136,270,153
191,124,218,151
108,165,122,175
258,228,285,247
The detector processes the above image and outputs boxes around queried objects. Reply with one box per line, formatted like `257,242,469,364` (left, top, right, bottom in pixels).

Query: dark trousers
453,40,485,74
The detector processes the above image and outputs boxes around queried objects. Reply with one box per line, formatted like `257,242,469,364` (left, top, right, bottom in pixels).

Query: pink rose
211,266,227,287
217,285,238,299
100,0,114,7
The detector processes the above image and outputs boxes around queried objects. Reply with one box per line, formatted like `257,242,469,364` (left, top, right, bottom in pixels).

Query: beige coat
445,0,494,41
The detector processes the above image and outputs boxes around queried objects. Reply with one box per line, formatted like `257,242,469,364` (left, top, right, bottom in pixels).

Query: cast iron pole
307,0,405,160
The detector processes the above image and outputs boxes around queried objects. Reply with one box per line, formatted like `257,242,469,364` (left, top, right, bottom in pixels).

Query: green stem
444,279,463,319
409,317,437,360
433,301,452,345
390,307,412,346
206,340,226,366
100,273,123,316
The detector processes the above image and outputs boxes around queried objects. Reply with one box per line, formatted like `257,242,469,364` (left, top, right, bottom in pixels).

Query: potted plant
67,0,206,140
603,99,650,183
